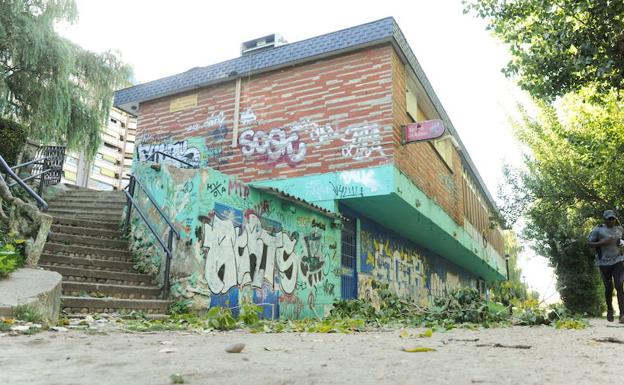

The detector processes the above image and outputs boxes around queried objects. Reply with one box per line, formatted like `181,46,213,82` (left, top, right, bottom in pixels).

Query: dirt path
1,319,623,385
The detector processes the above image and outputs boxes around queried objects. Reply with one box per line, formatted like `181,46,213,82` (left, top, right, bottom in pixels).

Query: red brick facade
135,44,474,231
137,45,395,181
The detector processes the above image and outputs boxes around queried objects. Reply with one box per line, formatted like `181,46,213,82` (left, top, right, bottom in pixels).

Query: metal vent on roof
240,33,287,56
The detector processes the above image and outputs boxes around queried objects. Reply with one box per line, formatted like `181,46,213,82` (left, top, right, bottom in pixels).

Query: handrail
0,155,48,211
123,175,178,298
123,189,171,254
147,151,197,169
126,175,180,240
11,156,50,171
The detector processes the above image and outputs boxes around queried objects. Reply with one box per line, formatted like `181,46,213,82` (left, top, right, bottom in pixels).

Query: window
433,137,454,170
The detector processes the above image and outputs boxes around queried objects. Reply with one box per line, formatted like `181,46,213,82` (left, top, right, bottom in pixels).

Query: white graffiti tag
239,109,257,125
202,214,300,294
341,123,387,160
184,111,226,133
239,128,307,163
339,169,380,192
290,119,339,148
137,140,200,168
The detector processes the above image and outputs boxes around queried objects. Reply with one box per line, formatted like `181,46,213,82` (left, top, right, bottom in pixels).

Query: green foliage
0,118,27,165
0,230,25,278
13,304,44,323
499,89,623,315
205,306,237,330
464,0,624,100
167,299,192,315
239,301,262,326
0,0,132,159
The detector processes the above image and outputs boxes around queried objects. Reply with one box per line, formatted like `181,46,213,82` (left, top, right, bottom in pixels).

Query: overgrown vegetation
123,283,587,334
0,229,25,278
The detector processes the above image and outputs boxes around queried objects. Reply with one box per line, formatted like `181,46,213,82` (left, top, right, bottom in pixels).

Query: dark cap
603,210,618,220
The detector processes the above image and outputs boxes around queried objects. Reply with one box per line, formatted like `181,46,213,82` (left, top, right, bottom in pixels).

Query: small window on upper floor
406,87,418,122
433,136,454,171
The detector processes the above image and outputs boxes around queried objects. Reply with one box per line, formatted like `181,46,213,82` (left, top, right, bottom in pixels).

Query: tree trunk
0,175,51,266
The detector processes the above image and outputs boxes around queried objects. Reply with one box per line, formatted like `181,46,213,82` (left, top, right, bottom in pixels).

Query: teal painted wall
130,162,342,319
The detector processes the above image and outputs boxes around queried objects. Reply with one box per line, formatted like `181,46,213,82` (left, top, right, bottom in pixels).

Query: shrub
0,230,25,278
0,118,28,166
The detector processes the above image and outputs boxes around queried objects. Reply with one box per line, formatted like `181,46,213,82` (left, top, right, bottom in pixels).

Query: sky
58,0,559,302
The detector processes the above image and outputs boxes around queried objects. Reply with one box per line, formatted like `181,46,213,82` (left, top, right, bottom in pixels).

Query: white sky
58,0,559,303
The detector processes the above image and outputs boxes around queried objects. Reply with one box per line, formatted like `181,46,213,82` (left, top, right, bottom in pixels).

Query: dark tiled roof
114,17,396,111
114,16,498,213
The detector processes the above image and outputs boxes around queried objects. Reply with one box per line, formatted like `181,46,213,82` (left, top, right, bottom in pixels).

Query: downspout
231,77,242,148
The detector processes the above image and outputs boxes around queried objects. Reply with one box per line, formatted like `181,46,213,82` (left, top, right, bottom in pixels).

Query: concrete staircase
39,188,170,316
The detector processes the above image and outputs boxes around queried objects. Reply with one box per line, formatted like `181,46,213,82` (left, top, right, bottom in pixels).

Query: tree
464,0,624,101
0,0,131,159
490,230,532,306
502,88,624,314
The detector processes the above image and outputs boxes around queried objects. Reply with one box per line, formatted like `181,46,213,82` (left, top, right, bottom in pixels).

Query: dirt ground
1,319,623,385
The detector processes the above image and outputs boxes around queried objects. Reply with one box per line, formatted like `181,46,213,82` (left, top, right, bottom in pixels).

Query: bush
0,118,27,166
0,230,25,278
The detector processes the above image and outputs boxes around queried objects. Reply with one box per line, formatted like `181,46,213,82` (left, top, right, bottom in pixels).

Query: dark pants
599,262,624,314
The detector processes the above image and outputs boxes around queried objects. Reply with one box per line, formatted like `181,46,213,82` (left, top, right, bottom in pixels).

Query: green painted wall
130,162,342,319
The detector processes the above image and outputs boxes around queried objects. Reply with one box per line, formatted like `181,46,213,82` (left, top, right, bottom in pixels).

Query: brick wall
136,45,396,182
391,50,464,224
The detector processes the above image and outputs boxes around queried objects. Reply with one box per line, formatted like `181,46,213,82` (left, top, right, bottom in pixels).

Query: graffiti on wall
341,123,386,160
239,128,307,164
129,162,341,319
360,220,474,304
240,109,257,125
238,116,389,165
184,111,227,133
201,212,300,294
137,140,201,168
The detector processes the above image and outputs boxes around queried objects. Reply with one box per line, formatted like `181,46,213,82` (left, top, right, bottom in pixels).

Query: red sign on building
403,119,446,143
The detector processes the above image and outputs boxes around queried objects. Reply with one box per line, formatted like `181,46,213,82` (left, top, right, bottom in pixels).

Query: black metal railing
146,151,198,169
123,174,180,298
0,146,65,211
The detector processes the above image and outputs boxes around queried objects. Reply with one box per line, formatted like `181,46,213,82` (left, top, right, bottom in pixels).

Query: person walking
587,210,624,322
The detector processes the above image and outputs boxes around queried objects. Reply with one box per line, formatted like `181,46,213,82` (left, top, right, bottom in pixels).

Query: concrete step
49,196,127,205
51,224,124,239
48,201,126,211
39,254,134,272
61,296,170,314
48,232,129,250
47,209,122,222
60,191,125,199
62,282,162,300
43,242,133,261
52,217,120,231
40,265,153,285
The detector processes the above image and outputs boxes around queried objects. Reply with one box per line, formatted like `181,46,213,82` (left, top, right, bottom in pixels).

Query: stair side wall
130,162,342,319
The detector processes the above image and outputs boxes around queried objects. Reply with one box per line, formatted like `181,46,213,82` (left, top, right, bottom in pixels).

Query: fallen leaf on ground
403,347,436,352
398,330,410,338
418,329,433,338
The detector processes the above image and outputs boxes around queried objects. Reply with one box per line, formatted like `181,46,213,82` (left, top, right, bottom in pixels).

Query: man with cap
587,210,624,322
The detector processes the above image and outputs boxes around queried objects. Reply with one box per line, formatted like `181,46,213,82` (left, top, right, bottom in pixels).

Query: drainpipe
231,77,242,148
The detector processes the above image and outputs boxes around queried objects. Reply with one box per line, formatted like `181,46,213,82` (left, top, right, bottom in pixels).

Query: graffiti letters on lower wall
360,219,476,305
129,162,341,319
